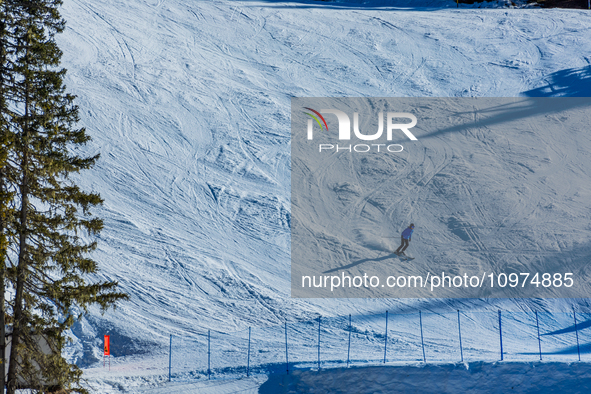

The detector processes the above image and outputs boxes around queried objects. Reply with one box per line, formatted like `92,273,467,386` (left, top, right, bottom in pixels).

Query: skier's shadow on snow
323,252,398,274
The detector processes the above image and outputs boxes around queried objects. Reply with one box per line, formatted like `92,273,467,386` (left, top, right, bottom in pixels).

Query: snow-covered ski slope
57,0,591,378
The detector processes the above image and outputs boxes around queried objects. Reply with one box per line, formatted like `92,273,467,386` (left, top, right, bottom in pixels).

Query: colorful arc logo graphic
304,107,328,131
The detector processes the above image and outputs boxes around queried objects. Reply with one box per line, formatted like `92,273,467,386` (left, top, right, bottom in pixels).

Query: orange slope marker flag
104,335,110,370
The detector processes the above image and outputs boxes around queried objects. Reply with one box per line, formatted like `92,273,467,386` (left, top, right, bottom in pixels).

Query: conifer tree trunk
6,50,29,394
0,0,9,388
6,169,26,394
0,173,6,391
7,16,32,387
0,171,6,391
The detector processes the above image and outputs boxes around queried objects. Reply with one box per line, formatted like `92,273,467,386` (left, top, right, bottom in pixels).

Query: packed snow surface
53,0,591,390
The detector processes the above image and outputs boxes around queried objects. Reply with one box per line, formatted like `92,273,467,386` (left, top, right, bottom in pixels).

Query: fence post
208,330,211,380
419,311,426,363
498,310,503,361
168,334,172,382
317,316,321,370
383,311,389,364
285,321,289,374
247,327,251,377
347,314,352,367
535,311,542,361
457,310,463,362
573,307,581,362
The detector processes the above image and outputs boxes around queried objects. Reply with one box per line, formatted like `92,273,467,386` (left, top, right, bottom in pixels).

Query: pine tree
1,1,127,392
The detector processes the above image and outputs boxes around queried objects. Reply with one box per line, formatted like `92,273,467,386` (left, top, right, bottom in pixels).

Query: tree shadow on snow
404,96,591,142
522,66,591,97
236,0,462,11
542,319,591,336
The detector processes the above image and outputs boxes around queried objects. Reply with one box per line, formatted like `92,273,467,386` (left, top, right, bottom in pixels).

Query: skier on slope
395,223,414,256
